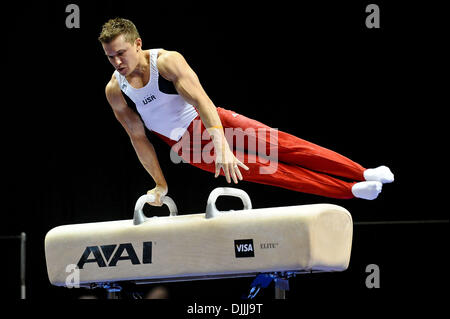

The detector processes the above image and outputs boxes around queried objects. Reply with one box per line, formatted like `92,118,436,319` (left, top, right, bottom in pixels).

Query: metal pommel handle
133,194,178,225
205,187,252,219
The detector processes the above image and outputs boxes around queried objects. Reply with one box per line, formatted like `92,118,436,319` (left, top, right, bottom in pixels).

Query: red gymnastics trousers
152,107,366,199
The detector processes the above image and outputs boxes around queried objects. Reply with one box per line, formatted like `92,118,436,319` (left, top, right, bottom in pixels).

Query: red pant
153,107,366,199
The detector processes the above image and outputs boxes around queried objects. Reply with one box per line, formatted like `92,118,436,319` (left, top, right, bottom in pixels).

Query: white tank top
114,49,198,141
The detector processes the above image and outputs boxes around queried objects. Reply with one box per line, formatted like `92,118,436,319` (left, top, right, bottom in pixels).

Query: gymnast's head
99,18,142,76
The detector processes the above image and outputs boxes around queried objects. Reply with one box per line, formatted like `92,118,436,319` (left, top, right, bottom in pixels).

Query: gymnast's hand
214,138,249,184
147,185,168,206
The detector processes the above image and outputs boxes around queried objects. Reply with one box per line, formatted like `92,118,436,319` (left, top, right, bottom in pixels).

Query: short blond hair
98,18,140,44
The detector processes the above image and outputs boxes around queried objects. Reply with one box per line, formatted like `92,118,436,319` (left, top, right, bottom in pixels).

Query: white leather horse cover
45,188,353,287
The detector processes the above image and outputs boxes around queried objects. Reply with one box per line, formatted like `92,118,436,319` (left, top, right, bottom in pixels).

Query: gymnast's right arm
105,75,168,206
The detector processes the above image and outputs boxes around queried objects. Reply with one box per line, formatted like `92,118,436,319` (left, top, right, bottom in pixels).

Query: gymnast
99,18,394,206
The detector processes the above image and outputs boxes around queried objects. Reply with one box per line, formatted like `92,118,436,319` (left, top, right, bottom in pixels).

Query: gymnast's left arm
157,50,249,184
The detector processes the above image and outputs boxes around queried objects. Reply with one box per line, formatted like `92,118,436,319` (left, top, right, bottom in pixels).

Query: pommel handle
133,194,178,225
205,187,252,219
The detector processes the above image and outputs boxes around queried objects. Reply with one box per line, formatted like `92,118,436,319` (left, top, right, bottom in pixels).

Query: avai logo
234,239,255,258
77,242,152,269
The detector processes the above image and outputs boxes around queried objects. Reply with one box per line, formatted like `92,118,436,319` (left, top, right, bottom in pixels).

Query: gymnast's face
102,34,142,76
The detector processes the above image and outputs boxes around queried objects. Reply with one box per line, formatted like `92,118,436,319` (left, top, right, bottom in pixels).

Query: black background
1,0,447,313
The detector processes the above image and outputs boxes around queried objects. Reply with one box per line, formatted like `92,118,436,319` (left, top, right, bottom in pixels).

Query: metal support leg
0,232,27,299
20,232,26,299
274,275,291,300
107,291,120,299
104,283,122,299
274,287,286,299
248,273,294,299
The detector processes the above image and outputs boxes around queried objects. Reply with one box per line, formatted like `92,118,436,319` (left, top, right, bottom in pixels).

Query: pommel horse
45,187,353,299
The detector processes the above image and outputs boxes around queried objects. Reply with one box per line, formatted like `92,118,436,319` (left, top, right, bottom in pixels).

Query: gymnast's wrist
206,124,224,139
211,135,229,151
155,183,168,194
207,127,226,142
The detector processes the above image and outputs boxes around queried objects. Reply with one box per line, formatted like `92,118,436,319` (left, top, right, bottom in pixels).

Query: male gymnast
100,18,394,206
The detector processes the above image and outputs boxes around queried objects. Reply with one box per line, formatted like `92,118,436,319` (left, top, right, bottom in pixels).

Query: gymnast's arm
105,75,168,206
157,50,249,184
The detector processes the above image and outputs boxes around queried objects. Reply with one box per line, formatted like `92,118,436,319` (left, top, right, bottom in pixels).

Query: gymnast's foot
352,181,383,200
363,166,395,184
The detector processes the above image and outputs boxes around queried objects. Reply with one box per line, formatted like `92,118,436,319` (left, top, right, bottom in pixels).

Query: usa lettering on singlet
113,49,198,141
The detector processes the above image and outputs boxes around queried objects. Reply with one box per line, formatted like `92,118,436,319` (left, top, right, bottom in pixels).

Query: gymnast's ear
134,38,143,51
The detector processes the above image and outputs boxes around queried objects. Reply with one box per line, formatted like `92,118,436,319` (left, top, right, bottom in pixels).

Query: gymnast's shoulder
105,73,121,94
105,74,124,106
156,49,187,65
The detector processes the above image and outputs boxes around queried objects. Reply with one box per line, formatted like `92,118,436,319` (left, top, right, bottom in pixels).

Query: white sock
352,181,383,200
363,166,394,184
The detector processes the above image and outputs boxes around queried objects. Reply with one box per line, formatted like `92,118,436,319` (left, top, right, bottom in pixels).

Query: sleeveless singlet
114,49,198,141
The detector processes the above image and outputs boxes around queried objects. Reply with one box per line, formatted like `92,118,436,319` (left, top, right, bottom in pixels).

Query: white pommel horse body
45,187,353,298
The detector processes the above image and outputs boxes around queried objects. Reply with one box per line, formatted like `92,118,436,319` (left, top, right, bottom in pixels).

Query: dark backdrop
2,0,447,309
